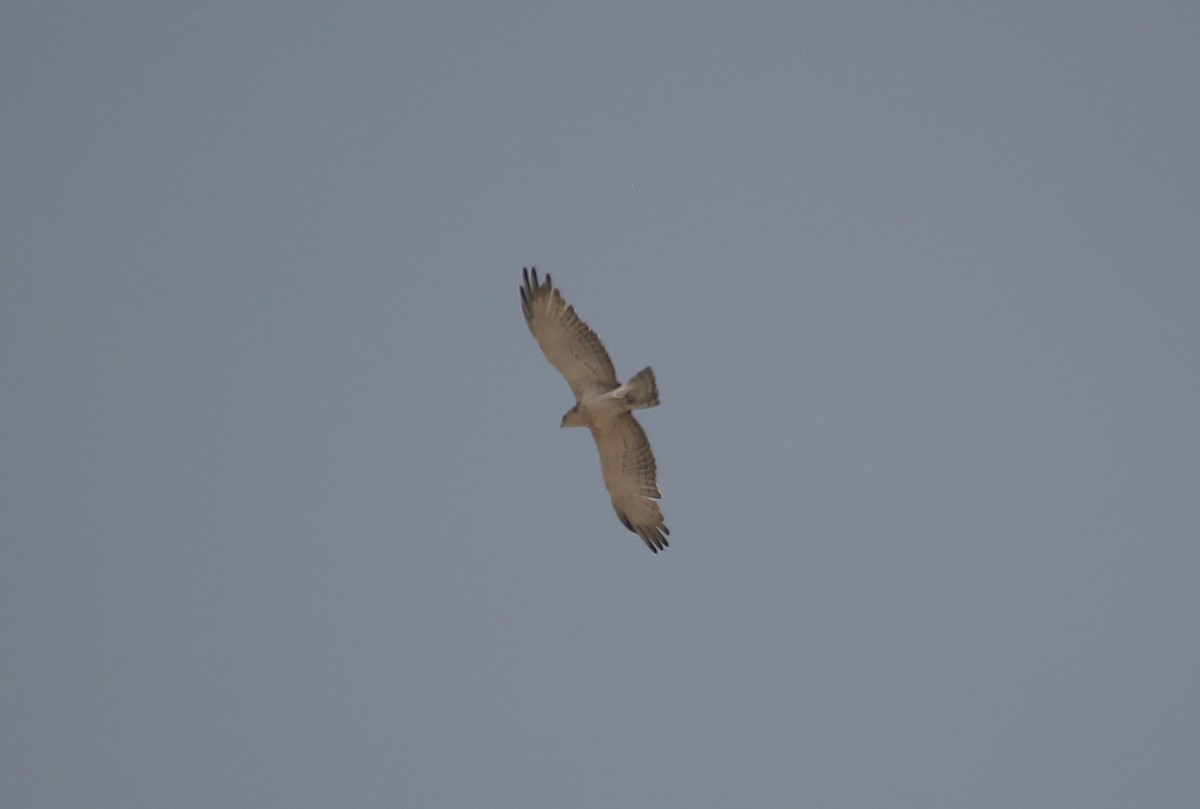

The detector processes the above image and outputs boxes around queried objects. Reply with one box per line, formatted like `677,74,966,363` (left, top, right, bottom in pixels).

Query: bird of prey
520,267,669,552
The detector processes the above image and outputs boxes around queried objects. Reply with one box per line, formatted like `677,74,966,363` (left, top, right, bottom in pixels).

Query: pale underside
520,267,669,552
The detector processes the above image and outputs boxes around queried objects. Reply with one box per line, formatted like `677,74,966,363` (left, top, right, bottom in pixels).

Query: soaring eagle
520,268,669,552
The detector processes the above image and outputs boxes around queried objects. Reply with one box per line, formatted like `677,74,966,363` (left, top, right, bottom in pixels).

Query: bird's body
520,268,669,552
561,366,660,428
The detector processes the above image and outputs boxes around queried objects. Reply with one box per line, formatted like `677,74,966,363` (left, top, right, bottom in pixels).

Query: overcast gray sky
4,2,1198,807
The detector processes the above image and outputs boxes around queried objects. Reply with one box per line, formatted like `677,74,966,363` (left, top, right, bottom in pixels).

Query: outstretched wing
521,267,618,399
591,414,669,553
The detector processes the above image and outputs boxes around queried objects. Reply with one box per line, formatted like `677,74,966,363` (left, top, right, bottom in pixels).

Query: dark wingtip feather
520,267,539,318
635,525,669,553
618,511,670,553
520,267,553,316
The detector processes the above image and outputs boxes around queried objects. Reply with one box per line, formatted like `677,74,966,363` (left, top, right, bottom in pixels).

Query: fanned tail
621,367,659,409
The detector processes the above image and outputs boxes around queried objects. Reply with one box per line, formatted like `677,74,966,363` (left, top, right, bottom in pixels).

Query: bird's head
560,406,587,428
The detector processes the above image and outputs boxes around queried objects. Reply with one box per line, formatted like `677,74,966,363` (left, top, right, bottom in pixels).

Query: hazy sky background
4,3,1198,807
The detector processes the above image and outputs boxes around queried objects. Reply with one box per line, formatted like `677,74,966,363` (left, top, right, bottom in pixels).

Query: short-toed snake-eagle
520,268,669,552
